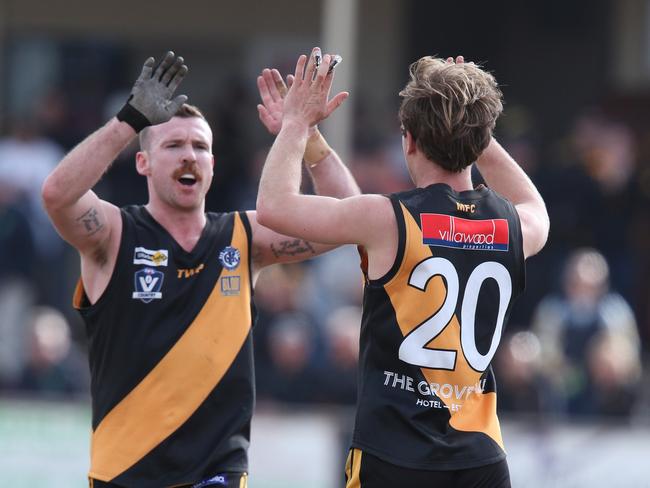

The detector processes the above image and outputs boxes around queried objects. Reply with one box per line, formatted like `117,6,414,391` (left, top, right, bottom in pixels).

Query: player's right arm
42,52,188,301
475,138,550,259
41,120,133,261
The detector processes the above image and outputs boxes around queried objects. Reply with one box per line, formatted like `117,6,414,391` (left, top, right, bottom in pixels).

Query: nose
180,143,196,163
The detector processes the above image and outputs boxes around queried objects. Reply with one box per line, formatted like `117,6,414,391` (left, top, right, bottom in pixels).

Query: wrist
110,116,139,139
116,100,151,133
304,130,332,168
281,117,310,135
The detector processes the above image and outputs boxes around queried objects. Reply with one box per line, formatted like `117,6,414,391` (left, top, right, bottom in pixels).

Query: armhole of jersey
72,279,86,309
238,211,254,295
371,196,406,286
508,200,526,293
73,208,128,312
357,245,369,284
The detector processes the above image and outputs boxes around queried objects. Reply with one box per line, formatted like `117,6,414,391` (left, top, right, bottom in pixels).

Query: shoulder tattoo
77,207,104,236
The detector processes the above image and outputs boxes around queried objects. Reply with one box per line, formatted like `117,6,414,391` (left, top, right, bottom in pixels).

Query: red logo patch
420,214,509,251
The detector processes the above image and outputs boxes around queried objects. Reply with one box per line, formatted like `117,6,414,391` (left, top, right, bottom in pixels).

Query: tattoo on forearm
77,207,104,236
271,239,316,258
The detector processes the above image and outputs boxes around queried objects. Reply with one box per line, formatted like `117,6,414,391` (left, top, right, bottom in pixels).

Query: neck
409,154,473,192
145,201,206,252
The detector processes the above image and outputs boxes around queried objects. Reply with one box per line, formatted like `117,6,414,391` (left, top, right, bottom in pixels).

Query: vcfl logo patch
132,268,164,303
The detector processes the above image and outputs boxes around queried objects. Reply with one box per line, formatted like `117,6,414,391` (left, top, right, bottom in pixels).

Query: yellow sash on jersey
89,213,252,481
383,203,503,449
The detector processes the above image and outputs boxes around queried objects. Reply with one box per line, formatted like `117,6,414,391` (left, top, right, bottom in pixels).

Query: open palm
282,50,348,129
257,69,294,135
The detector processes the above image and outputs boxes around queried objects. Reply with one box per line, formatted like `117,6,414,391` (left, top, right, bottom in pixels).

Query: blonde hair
398,57,503,172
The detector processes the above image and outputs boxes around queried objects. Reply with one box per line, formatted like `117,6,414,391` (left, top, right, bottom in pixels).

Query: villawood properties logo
420,213,509,251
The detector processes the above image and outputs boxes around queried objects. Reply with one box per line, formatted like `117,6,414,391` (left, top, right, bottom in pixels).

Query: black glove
117,51,188,132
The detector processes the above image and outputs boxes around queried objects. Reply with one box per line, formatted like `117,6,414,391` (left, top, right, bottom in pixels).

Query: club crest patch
133,267,164,303
219,246,240,270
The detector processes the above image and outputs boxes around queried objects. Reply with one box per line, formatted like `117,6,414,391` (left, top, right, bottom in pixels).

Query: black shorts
345,449,510,488
89,472,248,488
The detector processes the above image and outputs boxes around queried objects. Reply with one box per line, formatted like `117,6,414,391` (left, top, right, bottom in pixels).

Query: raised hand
117,51,188,132
282,47,349,130
257,68,294,135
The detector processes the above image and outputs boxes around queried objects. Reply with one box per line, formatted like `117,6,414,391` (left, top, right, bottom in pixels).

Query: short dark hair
139,103,206,150
398,57,503,172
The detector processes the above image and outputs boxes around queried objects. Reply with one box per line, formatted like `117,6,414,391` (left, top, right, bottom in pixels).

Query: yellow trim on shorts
345,449,362,488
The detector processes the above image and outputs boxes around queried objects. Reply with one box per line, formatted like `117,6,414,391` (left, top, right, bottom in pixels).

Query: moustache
172,162,203,182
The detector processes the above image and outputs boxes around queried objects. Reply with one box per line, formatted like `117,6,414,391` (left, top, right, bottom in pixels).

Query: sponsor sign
420,213,509,251
133,247,169,266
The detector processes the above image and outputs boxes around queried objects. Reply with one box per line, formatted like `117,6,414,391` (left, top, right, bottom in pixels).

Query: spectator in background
18,306,89,397
350,140,412,195
319,305,361,405
0,112,67,309
494,331,548,416
301,245,364,321
0,183,36,389
257,301,361,407
570,113,638,298
257,313,321,405
252,262,313,379
532,248,641,418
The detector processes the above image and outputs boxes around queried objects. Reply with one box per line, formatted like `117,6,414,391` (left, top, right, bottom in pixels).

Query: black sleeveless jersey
352,183,525,471
73,206,256,487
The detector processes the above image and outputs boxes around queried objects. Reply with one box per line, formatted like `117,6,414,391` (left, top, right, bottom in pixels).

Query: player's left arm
246,209,331,274
476,138,550,259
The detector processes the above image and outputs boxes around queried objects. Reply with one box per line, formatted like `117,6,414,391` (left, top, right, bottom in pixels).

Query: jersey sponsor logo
192,474,227,487
383,370,486,411
132,267,164,302
220,275,240,296
219,246,241,270
420,213,509,251
133,247,169,266
177,263,205,279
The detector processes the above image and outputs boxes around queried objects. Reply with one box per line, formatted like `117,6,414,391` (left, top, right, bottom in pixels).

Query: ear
404,130,417,155
135,151,151,176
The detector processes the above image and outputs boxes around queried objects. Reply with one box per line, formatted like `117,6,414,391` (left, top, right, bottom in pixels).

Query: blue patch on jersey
219,246,241,270
132,267,164,303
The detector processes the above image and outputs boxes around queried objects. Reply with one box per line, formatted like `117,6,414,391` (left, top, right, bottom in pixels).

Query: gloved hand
117,51,188,132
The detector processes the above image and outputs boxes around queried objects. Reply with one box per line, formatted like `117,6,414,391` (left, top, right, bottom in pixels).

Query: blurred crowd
1,45,649,426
